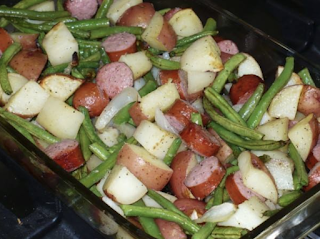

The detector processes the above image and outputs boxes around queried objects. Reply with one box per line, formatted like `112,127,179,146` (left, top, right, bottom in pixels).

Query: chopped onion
151,66,161,85
155,107,178,135
87,154,103,172
115,123,136,138
95,87,140,130
134,77,146,91
142,195,162,208
195,202,236,223
191,98,205,114
102,196,125,217
162,52,170,60
156,191,177,203
232,103,244,112
96,171,110,197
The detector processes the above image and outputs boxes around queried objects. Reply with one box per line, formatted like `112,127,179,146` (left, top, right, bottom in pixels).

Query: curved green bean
79,126,92,161
89,142,111,161
0,42,21,65
95,0,113,19
163,138,182,166
90,26,143,39
66,18,110,31
112,102,134,125
298,67,315,87
203,18,217,32
278,190,302,207
176,30,218,47
146,51,180,70
0,65,12,94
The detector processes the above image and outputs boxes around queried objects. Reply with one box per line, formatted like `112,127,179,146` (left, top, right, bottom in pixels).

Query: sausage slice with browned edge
96,62,134,99
64,0,98,20
184,156,226,200
44,139,85,172
102,32,137,62
304,162,320,192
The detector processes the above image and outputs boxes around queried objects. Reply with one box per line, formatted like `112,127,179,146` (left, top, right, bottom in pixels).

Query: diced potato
107,0,142,24
36,96,84,139
187,71,216,94
276,66,303,87
0,73,28,105
256,118,289,141
236,53,263,79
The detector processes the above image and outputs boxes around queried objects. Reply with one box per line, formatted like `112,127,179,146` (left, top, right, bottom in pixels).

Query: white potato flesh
236,53,263,79
28,1,55,24
133,120,177,159
119,51,152,80
107,0,142,24
187,71,216,94
139,82,180,121
36,96,84,139
181,36,223,72
276,66,303,87
256,118,289,141
218,197,269,230
40,74,83,101
0,73,28,105
4,81,50,118
238,151,278,203
268,84,303,120
259,111,275,125
195,202,236,223
168,8,203,38
103,164,147,204
42,22,78,66
98,127,119,147
142,195,162,208
141,12,166,51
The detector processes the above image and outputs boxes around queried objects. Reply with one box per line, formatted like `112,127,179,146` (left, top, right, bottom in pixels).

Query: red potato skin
116,144,173,191
129,102,149,126
154,219,187,239
169,150,197,199
163,7,181,21
157,19,177,52
173,198,206,217
64,0,98,20
117,2,155,28
101,32,137,62
11,33,39,50
44,139,85,172
180,123,220,157
229,74,264,105
298,85,320,118
0,28,13,56
304,162,320,192
73,82,109,117
9,49,47,81
208,128,233,165
184,156,226,200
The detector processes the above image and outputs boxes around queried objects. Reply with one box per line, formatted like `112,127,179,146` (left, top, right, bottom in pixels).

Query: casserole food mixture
0,0,320,238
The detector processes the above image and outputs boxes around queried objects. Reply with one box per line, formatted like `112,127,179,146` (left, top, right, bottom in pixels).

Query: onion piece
102,196,125,217
115,123,136,138
95,87,140,130
191,98,204,114
142,195,162,208
155,107,178,135
86,154,103,172
134,77,146,91
194,202,236,223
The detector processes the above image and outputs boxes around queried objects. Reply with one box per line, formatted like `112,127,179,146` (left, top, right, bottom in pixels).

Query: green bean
71,68,85,79
288,143,309,187
0,108,60,144
191,112,203,126
42,61,99,75
79,126,92,161
212,187,223,206
90,26,143,39
211,53,246,93
11,22,39,33
220,166,239,188
192,222,216,239
133,200,164,239
78,68,96,80
147,47,164,56
147,189,190,220
56,0,64,11
203,18,217,32
0,42,21,66
99,47,110,64
223,188,230,202
205,87,247,126
112,102,134,125
0,65,12,95
77,39,101,48
293,170,301,190
138,79,158,97
0,6,70,20
144,71,156,82
146,51,180,70
278,190,302,207
89,142,111,160
238,83,264,121
203,97,264,140
158,8,171,15
44,17,77,26
263,209,281,217
211,226,246,239
82,51,101,62
66,18,110,31
6,66,16,73
207,121,285,150
298,67,315,87
169,43,191,57
72,165,88,180
163,138,182,166
95,0,113,19
37,31,46,53
8,120,36,145
120,205,200,234
247,57,294,128
90,185,102,197
176,30,218,47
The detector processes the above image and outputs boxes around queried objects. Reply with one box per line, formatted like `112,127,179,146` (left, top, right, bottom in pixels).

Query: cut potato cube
256,118,289,141
276,66,303,87
107,0,142,24
42,22,78,66
119,51,152,80
181,36,223,72
28,1,55,24
140,82,179,121
236,53,263,80
133,120,177,160
40,74,83,101
0,73,28,105
268,84,303,120
36,96,84,139
4,81,50,118
168,8,203,38
187,71,216,94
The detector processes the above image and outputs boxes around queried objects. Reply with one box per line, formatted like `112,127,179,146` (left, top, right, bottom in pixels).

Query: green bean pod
278,190,303,207
203,18,217,31
90,26,143,39
288,143,309,187
192,222,216,239
66,18,110,31
0,42,22,66
298,67,315,87
8,120,36,145
163,138,182,166
138,79,158,97
176,30,218,47
95,0,113,19
112,102,134,125
146,51,180,70
0,64,12,95
89,142,111,161
79,126,92,161
191,112,203,126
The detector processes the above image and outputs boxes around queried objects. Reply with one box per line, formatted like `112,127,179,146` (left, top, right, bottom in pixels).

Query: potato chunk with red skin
0,28,13,56
298,85,320,117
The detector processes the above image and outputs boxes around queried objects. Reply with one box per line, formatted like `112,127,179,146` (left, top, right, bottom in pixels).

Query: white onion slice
95,87,140,130
134,77,146,91
115,123,136,138
155,107,178,135
102,196,125,217
191,98,205,114
195,202,236,223
86,154,103,172
142,195,162,208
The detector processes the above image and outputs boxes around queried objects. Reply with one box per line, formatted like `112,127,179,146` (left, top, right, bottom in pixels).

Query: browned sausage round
184,156,226,200
117,2,155,28
101,32,137,62
154,219,187,239
64,0,98,20
229,74,264,105
180,123,220,157
217,40,239,55
73,82,109,117
173,198,206,217
96,62,134,99
44,139,85,172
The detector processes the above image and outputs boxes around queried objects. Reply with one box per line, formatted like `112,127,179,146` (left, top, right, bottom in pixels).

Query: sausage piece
64,0,98,20
128,102,149,126
154,219,187,239
44,139,85,172
304,162,320,192
102,32,137,62
173,198,206,217
217,40,239,55
96,62,134,99
184,156,225,200
180,123,220,157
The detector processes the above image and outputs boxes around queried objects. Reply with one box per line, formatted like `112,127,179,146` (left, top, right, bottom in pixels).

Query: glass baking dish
1,0,320,238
